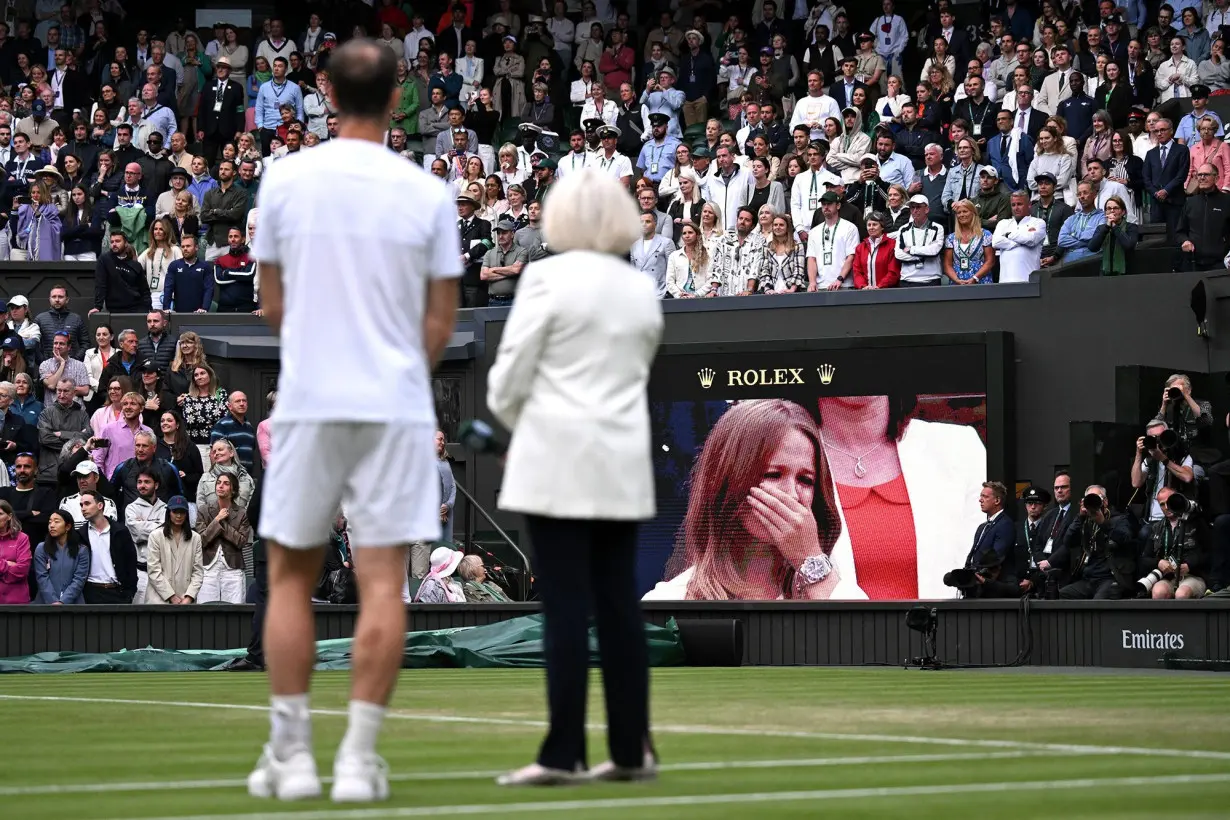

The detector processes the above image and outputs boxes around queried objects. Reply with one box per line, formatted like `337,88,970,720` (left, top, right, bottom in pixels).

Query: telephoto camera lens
1159,429,1180,450
1167,493,1190,515
1083,493,1103,512
1143,435,1158,450
1136,568,1170,596
1167,387,1182,400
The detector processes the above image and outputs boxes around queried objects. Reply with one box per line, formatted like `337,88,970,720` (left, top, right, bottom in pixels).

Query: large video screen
639,339,992,601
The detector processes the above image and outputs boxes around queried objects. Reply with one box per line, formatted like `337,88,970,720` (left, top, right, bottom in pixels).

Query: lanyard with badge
807,171,820,210
214,79,227,112
819,223,837,266
649,142,668,175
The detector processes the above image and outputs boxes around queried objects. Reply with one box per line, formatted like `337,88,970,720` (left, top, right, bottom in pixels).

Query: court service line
3,693,1230,763
0,750,1069,797
120,773,1230,820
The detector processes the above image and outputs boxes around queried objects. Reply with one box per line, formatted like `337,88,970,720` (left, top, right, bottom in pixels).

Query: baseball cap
167,495,190,512
73,460,100,476
907,194,930,207
6,295,28,308
980,166,1000,178
819,191,842,204
1034,171,1057,184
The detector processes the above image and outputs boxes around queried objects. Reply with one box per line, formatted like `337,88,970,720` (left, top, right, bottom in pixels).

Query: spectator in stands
92,390,150,479
182,364,225,463
666,220,717,298
13,177,62,260
0,452,55,548
13,374,41,429
135,363,174,428
850,212,900,289
165,332,204,402
1176,163,1230,269
124,467,166,603
1142,487,1209,599
134,310,173,376
60,460,117,526
1087,195,1139,274
162,235,214,313
630,210,674,298
38,330,89,405
944,199,995,284
144,494,203,605
1143,117,1189,239
91,228,151,314
972,166,1011,230
36,379,90,486
110,429,179,517
209,391,256,472
458,554,511,602
1026,127,1075,205
1031,172,1072,267
893,194,945,286
62,185,105,261
1056,181,1106,263
198,437,253,510
79,489,137,603
481,214,527,306
6,296,40,358
199,159,245,261
212,226,258,312
0,499,31,603
33,509,88,604
992,191,1047,283
0,336,30,387
414,546,466,602
157,410,203,500
0,381,33,466
34,285,86,361
195,472,250,604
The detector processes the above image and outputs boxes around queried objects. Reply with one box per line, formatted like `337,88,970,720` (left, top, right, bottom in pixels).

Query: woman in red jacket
850,212,901,290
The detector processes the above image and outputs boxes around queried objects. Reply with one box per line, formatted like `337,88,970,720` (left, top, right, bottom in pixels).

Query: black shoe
221,656,265,671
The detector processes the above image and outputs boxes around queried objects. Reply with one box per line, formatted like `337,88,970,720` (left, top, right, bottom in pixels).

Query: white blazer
488,251,663,520
643,420,987,601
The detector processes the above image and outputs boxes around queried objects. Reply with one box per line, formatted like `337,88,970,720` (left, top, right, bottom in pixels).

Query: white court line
119,773,1230,820
3,693,1230,763
0,751,1068,797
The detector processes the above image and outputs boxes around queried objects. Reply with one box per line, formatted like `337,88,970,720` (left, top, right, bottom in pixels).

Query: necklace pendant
854,458,867,479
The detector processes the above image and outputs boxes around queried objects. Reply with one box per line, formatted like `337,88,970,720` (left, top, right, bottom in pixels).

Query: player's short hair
328,38,398,121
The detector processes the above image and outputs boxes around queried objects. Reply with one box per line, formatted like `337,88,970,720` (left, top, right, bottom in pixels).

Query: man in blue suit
1143,118,1190,241
943,481,1016,598
986,109,1034,191
829,56,867,110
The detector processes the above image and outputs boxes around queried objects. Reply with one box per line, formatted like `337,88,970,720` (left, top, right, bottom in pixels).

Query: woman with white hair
488,170,662,786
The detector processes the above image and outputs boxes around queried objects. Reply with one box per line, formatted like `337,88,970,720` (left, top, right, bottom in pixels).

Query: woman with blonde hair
756,204,776,243
646,399,844,601
758,214,807,293
487,169,661,785
197,437,255,510
665,220,717,298
699,201,724,246
137,217,182,309
167,331,208,399
944,200,995,284
494,142,526,187
666,167,705,229
1026,125,1076,205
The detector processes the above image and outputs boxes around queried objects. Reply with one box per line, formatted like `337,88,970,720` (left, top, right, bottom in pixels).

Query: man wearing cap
59,459,117,526
457,191,493,307
791,70,843,142
636,113,680,184
198,55,245,164
15,98,56,149
1176,85,1223,144
991,190,1047,283
1035,43,1075,115
1011,486,1053,596
124,466,167,604
1031,172,1074,267
806,190,860,290
525,156,557,203
38,330,89,405
6,295,39,356
592,124,633,187
893,194,946,286
641,67,684,141
829,56,866,111
0,452,55,550
677,28,717,127
481,216,529,307
972,166,1011,229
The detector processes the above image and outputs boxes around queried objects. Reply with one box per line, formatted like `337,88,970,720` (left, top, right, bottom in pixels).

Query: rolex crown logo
697,367,716,389
817,364,836,385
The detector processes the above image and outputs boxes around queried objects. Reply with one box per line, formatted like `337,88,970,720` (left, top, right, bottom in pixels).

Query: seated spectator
197,438,255,510
666,220,718,298
0,336,31,387
209,392,258,472
124,467,167,603
1,451,56,548
144,496,203,605
1141,487,1209,599
6,296,41,358
0,500,32,603
36,379,91,486
414,546,466,602
135,365,175,429
195,472,251,604
33,509,89,604
59,460,117,525
458,554,511,602
38,330,90,405
92,391,152,479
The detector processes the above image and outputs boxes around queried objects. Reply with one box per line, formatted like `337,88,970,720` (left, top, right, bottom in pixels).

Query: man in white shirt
404,14,432,58
591,124,632,187
124,470,166,604
249,40,462,804
806,191,860,289
1035,43,1074,115
82,491,137,604
256,18,296,69
790,70,842,141
991,191,1046,284
556,130,593,177
706,145,753,230
873,0,909,78
893,194,945,286
789,141,840,242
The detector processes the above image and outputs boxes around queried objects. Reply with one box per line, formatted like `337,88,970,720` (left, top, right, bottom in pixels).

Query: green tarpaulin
0,614,687,674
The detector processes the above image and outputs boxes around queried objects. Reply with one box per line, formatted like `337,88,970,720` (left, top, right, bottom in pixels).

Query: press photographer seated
1130,421,1195,524
1137,488,1210,600
1050,486,1139,600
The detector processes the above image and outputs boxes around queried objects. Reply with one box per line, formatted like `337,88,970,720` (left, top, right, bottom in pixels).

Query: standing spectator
678,29,717,127
13,178,62,261
91,229,151,314
97,328,140,393
196,57,244,165
136,310,175,376
893,194,947,287
629,211,674,298
109,430,180,516
212,227,258,312
162,235,214,312
254,57,303,155
199,159,246,261
943,200,995,284
124,467,166,603
61,185,105,260
92,391,151,479
37,330,89,405
0,500,31,603
481,214,528,306
195,472,250,603
166,332,206,400
0,381,34,466
157,410,203,502
181,364,226,463
1176,163,1230,268
33,509,89,604
197,438,254,510
13,374,42,429
992,191,1048,283
1056,181,1107,264
144,495,202,605
1088,195,1139,275
850,212,901,289
0,453,56,549
82,324,113,408
7,295,41,357
80,489,137,603
210,391,257,472
136,219,180,308
90,376,128,436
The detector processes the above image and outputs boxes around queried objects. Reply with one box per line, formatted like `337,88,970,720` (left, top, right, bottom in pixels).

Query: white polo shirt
805,217,859,287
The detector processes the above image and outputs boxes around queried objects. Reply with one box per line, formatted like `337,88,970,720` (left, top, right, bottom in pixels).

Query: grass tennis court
1,667,1229,818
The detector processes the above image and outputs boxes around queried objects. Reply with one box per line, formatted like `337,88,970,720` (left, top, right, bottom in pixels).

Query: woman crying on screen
645,399,847,601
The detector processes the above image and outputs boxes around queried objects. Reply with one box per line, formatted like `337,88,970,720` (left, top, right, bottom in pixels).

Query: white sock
338,700,386,758
270,694,311,758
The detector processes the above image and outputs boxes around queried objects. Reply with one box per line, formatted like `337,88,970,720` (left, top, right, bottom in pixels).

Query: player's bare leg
248,542,325,801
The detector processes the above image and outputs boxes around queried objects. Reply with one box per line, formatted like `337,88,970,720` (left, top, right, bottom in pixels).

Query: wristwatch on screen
797,554,833,586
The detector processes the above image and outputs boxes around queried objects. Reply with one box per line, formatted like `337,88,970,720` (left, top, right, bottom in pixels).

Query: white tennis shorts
259,421,441,549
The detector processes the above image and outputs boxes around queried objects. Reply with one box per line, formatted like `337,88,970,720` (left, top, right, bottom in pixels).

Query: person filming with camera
1137,487,1210,600
1051,485,1138,600
1131,420,1195,525
1153,374,1212,450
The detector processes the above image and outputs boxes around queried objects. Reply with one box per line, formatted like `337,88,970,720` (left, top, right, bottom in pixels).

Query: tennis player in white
247,39,461,803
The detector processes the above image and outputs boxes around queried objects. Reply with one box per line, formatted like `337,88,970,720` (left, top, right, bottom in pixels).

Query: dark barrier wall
2,602,1226,670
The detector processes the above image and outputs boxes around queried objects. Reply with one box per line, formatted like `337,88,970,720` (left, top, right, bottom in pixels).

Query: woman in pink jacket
0,500,32,603
1185,115,1230,190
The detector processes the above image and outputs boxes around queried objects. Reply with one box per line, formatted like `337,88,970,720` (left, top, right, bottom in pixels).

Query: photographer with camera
1131,420,1195,525
1137,487,1210,599
1154,374,1212,450
1051,485,1139,600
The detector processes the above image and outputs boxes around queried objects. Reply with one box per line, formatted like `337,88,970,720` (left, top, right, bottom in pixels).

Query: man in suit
1143,117,1190,240
1034,43,1075,115
926,9,971,80
987,109,1034,190
829,56,866,110
197,57,245,165
1006,86,1047,141
1034,471,1080,584
943,481,1016,598
1013,486,1056,597
457,191,493,308
629,211,674,298
440,4,478,60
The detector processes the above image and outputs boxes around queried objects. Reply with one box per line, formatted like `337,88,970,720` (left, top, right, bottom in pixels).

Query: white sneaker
330,752,390,803
588,752,658,783
247,744,322,801
496,762,583,787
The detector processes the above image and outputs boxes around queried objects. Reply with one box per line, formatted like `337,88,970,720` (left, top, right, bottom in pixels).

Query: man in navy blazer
986,109,1034,190
829,56,868,110
944,481,1016,597
1142,118,1190,239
